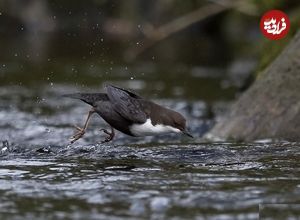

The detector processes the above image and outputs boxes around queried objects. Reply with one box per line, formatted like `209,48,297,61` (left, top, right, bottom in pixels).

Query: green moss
256,9,300,76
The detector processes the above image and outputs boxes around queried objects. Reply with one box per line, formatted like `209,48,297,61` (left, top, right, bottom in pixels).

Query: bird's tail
63,93,108,106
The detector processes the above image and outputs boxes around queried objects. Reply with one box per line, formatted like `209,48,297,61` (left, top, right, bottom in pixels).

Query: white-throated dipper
64,84,193,143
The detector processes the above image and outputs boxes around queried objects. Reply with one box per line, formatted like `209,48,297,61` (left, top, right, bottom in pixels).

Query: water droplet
100,38,104,42
2,64,6,67
50,82,54,86
130,77,134,80
53,15,56,19
137,24,141,28
0,12,2,16
14,53,18,57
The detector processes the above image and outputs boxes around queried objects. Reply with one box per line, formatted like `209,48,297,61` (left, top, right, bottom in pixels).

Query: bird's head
171,112,193,138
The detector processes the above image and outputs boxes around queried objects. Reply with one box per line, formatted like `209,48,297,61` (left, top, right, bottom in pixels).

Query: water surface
0,23,297,219
1,141,300,220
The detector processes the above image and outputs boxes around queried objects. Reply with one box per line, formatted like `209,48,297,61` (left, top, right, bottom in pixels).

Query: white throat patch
130,118,181,137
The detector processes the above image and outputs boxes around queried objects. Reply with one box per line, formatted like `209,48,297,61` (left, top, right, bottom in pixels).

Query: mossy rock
207,30,300,141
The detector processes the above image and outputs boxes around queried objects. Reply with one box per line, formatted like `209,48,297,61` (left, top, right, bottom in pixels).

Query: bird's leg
70,108,95,143
99,125,115,143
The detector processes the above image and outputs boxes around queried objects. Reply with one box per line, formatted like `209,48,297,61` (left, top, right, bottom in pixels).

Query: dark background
2,0,298,101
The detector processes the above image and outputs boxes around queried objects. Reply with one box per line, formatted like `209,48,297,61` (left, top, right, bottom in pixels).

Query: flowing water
1,12,299,219
0,80,300,220
0,141,300,220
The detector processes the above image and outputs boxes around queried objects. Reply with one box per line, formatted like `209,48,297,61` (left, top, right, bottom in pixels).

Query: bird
64,84,193,143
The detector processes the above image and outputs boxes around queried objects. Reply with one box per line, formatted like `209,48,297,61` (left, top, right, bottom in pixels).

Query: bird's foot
99,128,115,143
70,125,85,144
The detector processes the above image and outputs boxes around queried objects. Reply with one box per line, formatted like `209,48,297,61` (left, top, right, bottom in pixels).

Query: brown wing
106,85,147,123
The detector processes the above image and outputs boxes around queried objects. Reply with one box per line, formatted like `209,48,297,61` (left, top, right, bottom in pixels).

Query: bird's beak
182,129,193,138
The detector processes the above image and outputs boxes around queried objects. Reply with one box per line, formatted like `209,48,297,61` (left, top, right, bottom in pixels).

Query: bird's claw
70,125,85,144
99,128,114,143
100,128,110,135
100,136,113,144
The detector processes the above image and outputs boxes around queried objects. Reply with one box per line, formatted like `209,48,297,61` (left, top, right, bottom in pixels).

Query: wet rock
36,146,52,153
208,31,300,141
